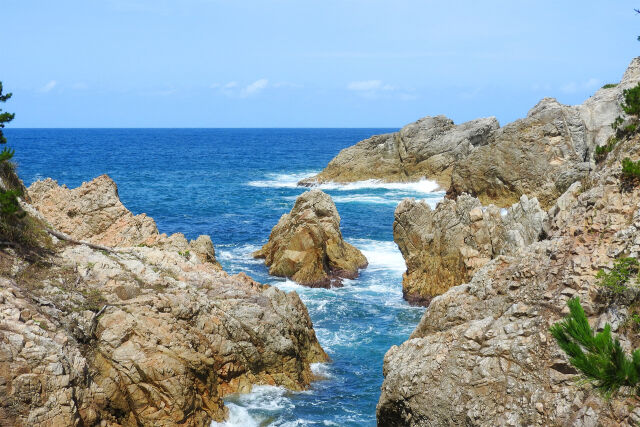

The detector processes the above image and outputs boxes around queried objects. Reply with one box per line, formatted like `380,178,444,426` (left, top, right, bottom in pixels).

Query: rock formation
394,193,546,306
302,58,640,209
377,127,640,424
253,189,367,287
1,175,328,426
28,175,221,268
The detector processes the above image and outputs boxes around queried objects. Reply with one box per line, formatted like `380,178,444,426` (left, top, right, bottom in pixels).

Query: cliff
301,58,640,209
1,175,328,426
377,119,640,424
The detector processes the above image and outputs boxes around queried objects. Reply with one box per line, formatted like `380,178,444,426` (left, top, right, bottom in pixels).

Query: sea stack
253,189,368,287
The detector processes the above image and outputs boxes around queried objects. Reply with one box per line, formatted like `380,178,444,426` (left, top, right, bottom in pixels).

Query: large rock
2,177,328,426
299,116,499,190
394,193,546,306
253,189,367,288
377,131,640,425
28,175,221,268
303,58,640,209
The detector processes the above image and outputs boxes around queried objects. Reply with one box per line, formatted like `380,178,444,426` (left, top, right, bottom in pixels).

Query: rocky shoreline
1,174,328,426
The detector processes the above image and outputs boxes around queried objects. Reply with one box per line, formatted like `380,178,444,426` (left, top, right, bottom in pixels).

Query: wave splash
248,172,442,195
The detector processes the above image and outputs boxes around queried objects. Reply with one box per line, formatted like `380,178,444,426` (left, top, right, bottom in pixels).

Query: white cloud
560,77,601,94
39,80,57,93
347,80,395,92
241,79,269,97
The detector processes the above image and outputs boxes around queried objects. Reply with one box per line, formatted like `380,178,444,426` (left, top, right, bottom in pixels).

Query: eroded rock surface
377,131,640,425
253,189,367,287
2,175,328,426
394,193,546,306
28,175,221,268
303,58,640,209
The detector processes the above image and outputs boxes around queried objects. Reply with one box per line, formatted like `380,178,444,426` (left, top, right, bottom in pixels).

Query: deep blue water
7,128,443,426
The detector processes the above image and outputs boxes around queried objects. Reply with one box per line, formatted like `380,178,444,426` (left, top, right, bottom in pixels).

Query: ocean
7,128,444,426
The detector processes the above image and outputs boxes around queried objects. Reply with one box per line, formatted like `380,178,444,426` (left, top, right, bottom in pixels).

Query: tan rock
394,193,546,306
377,128,640,425
28,175,221,269
254,189,367,287
1,175,328,426
303,58,640,209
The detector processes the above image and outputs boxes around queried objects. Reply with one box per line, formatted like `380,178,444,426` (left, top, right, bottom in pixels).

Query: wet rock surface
253,189,367,287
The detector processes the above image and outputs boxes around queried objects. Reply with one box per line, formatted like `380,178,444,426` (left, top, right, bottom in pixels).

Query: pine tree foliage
550,297,640,397
0,81,21,220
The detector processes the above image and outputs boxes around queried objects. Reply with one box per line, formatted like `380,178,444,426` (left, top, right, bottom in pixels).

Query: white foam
311,178,442,194
349,239,406,273
247,171,319,188
210,386,294,427
311,362,332,379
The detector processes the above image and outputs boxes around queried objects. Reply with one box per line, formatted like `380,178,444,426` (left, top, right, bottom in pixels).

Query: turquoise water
8,129,443,426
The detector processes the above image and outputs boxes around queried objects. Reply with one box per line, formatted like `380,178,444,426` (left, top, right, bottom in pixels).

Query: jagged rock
253,189,367,287
394,193,546,306
303,58,640,209
28,175,221,268
377,130,640,425
2,175,328,426
299,116,499,190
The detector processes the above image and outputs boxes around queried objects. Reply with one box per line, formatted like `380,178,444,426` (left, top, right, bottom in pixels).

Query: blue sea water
7,128,444,426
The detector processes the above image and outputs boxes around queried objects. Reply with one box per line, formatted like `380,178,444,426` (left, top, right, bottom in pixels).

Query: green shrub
622,157,640,183
623,83,640,118
612,116,625,131
594,136,618,163
550,297,640,397
596,257,639,294
602,83,618,89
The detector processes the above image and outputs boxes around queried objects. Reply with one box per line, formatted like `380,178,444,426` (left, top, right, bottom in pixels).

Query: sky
2,0,640,128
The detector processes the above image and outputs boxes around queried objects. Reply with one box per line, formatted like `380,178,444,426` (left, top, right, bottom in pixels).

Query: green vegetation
595,136,618,163
0,82,22,222
178,250,190,259
623,83,640,118
550,297,640,397
602,83,619,89
596,257,640,294
622,157,640,182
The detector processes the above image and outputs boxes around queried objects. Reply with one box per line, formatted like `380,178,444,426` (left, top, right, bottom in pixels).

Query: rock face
253,189,367,288
299,116,499,190
377,132,640,425
28,175,221,268
2,175,328,426
303,58,640,209
394,193,546,306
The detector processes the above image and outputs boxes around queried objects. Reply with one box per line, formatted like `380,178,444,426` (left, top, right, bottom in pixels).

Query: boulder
253,189,367,287
394,193,546,306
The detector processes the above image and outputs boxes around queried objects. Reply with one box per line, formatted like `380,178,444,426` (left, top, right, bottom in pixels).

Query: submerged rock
394,193,546,306
303,58,640,209
2,174,328,426
377,129,640,425
253,189,367,287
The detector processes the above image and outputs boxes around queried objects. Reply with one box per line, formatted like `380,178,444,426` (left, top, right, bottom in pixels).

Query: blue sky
2,0,639,127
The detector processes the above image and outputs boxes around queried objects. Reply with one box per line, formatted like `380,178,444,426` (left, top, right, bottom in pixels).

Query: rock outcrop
253,189,367,288
302,58,640,209
377,129,640,424
394,193,546,306
2,175,328,426
28,175,221,268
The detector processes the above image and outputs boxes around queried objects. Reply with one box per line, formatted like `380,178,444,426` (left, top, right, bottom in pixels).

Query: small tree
0,82,15,162
550,297,640,397
0,82,22,220
622,84,640,118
